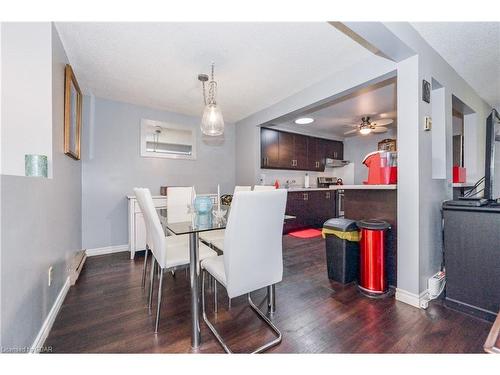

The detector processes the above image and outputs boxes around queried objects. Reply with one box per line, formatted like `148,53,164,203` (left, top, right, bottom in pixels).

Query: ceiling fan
344,116,394,136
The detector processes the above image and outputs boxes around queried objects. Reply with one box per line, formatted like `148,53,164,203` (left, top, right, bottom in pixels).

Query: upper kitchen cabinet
277,131,294,168
277,131,308,169
307,137,325,171
293,134,308,169
261,127,280,168
260,127,344,171
324,139,344,160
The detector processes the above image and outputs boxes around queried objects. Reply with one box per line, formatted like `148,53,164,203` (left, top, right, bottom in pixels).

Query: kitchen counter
286,184,397,192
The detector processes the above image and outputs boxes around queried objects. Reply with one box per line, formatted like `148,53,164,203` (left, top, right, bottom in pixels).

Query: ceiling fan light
201,103,224,136
359,127,372,135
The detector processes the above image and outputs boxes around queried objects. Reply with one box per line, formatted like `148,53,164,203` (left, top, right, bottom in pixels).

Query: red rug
288,228,323,239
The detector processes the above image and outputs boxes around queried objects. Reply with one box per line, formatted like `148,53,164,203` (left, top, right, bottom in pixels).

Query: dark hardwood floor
45,236,492,353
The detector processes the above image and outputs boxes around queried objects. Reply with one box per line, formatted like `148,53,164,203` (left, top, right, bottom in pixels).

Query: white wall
395,55,421,298
1,23,53,177
344,128,397,185
257,164,355,188
81,96,236,250
384,23,492,296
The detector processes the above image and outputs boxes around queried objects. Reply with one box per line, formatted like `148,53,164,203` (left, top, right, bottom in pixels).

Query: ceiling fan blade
372,126,388,133
344,129,359,135
373,118,393,126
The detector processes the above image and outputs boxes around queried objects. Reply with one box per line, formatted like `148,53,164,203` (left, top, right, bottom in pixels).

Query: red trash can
356,219,391,295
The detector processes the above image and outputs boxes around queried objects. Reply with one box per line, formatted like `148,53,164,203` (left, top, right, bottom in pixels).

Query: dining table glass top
157,204,230,235
157,204,295,236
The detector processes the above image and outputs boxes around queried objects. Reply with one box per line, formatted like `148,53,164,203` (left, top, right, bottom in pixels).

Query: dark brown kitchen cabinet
278,131,294,168
277,131,308,169
307,137,322,171
260,127,344,171
261,127,280,168
283,190,336,234
308,190,336,227
294,134,308,169
325,140,344,160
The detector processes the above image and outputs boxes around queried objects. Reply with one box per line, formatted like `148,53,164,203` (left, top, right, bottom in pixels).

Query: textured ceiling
55,22,373,122
412,22,500,109
272,78,397,138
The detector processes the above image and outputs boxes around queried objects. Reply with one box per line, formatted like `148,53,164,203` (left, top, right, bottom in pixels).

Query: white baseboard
30,276,70,353
85,244,129,257
395,288,428,309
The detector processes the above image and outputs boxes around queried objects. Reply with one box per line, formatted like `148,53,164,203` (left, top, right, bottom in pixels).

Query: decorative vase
25,154,48,177
194,196,213,214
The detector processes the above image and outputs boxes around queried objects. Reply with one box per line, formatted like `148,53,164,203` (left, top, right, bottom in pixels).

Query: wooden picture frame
64,64,82,160
378,138,397,152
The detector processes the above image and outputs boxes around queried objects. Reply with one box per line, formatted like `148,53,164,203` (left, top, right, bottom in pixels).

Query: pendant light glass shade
201,103,224,136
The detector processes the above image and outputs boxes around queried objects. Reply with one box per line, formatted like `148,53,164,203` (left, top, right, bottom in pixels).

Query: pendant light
198,63,224,136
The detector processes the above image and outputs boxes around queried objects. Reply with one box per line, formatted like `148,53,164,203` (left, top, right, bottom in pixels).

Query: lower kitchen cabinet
284,190,336,233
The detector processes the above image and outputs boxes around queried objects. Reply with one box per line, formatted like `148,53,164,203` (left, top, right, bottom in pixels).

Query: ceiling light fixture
294,117,314,125
359,127,372,135
198,63,224,136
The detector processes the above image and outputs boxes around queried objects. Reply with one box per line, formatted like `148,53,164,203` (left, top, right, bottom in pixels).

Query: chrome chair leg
202,270,231,353
141,247,149,289
201,269,282,354
148,257,156,311
228,298,231,309
155,268,164,333
247,293,282,353
267,284,276,314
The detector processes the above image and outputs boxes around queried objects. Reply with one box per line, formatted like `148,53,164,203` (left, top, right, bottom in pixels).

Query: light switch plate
424,116,432,131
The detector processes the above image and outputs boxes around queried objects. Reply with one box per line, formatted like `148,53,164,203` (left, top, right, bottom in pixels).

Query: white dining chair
200,189,287,353
199,185,251,250
136,186,192,290
134,188,217,333
253,185,276,191
234,185,252,193
166,186,196,234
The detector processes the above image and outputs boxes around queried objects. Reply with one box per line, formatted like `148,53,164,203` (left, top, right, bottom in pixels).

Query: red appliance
362,151,397,185
453,166,466,183
357,219,391,295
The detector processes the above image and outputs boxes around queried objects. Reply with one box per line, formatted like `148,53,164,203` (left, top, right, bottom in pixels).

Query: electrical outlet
424,116,432,131
48,266,53,287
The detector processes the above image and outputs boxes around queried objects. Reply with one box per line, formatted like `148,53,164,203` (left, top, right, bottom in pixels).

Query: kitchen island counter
286,184,397,192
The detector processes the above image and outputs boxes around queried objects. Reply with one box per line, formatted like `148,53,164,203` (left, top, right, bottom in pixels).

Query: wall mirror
140,119,197,160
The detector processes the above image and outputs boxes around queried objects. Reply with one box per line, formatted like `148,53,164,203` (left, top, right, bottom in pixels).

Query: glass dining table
157,204,295,349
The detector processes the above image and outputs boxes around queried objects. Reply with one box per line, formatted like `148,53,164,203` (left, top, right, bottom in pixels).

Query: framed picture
378,138,397,152
422,79,431,103
64,64,82,160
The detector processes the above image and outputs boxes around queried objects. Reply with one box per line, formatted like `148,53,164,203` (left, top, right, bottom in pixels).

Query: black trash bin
323,218,360,284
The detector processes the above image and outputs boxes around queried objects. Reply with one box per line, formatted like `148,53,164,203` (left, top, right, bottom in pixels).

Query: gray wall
383,23,492,295
344,128,397,185
0,24,82,349
81,97,236,250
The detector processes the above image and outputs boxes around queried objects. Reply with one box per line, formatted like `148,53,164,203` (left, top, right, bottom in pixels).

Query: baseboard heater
69,250,87,286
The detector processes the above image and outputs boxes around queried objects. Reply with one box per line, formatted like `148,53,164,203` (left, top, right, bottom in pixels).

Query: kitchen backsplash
259,163,354,188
